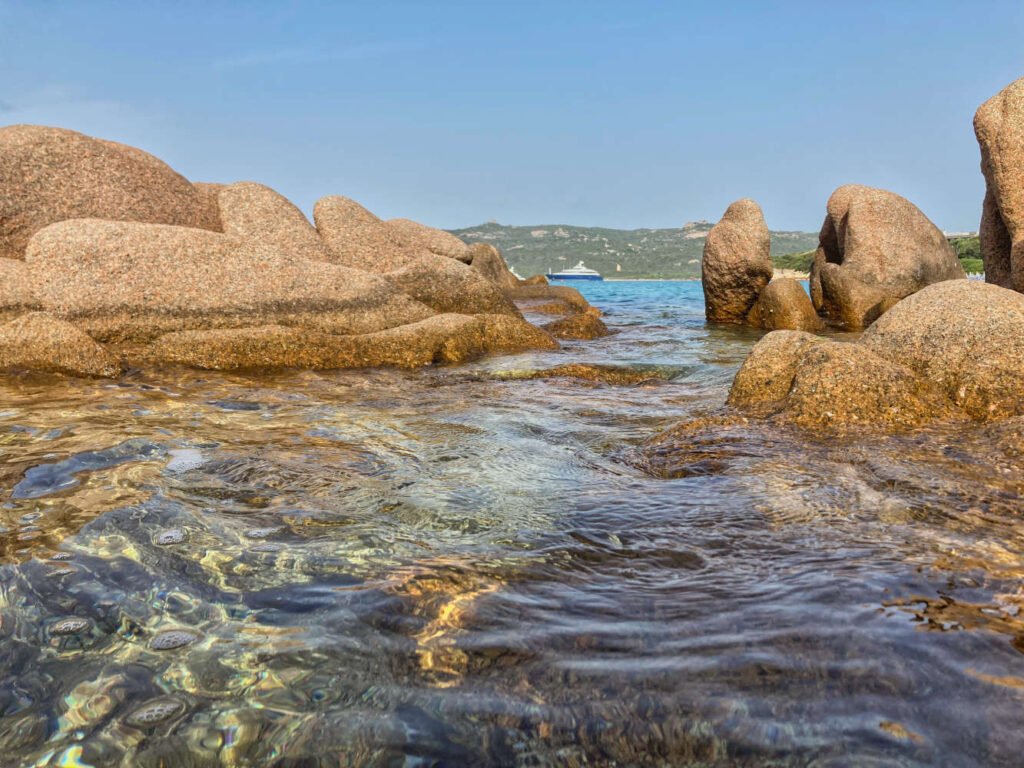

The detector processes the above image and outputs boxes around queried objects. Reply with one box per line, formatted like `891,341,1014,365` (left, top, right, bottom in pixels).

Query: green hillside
449,221,819,279
772,237,986,276
950,235,984,274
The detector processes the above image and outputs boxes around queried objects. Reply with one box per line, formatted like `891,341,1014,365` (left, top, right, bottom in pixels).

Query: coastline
577,269,810,283
601,277,700,282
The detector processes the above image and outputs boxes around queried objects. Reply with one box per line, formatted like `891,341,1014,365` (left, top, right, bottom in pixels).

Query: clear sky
2,1,1022,231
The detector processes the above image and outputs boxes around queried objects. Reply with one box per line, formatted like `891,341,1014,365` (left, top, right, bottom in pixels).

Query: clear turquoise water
1,280,1023,766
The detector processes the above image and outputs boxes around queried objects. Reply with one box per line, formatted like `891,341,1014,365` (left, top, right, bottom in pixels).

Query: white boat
547,261,603,281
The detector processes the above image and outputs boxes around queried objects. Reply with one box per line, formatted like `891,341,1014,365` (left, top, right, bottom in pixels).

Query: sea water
0,281,1022,766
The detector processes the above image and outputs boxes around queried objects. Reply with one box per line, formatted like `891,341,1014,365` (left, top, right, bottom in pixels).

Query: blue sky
2,1,1022,231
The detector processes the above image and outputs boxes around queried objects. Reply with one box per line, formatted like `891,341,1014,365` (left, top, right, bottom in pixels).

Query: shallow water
1,281,1023,766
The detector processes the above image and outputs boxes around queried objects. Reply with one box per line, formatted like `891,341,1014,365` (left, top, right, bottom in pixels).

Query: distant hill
449,221,820,279
765,235,985,275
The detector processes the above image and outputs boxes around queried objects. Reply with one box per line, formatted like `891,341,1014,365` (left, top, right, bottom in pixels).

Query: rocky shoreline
5,76,1024,443
674,75,1024,439
0,125,607,377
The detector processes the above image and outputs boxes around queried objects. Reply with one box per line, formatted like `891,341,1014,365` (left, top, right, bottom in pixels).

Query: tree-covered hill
771,236,985,276
449,221,819,279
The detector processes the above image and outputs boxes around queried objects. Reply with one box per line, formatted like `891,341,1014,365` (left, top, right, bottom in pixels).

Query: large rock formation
727,330,823,407
24,219,436,341
726,280,1024,430
808,185,964,329
0,125,613,377
975,77,1024,291
702,199,773,324
0,125,209,259
729,333,955,430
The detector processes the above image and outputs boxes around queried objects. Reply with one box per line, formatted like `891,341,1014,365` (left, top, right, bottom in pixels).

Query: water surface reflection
0,282,1022,766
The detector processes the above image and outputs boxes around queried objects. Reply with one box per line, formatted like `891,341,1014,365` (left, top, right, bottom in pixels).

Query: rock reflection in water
0,282,1022,766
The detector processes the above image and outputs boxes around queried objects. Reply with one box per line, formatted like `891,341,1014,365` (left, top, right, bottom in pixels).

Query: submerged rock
154,529,186,546
147,313,557,370
123,697,187,729
0,125,208,260
746,278,823,332
50,617,92,636
505,284,591,314
975,77,1024,290
0,313,121,377
508,363,665,385
542,308,610,340
809,185,964,329
701,199,773,324
149,628,200,651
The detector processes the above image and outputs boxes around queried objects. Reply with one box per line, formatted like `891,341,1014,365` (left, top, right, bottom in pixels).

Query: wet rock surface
147,314,557,370
542,308,610,340
0,313,121,378
499,363,667,385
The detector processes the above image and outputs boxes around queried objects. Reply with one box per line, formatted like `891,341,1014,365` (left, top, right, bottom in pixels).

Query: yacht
547,261,603,281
